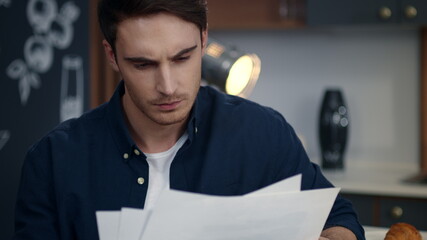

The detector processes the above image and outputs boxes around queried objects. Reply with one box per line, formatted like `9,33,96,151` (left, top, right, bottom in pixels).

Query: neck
122,96,187,154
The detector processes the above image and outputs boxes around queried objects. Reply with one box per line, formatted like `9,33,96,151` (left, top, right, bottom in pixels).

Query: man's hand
319,226,357,240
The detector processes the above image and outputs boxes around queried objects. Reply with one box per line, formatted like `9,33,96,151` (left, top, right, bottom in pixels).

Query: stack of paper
96,175,340,240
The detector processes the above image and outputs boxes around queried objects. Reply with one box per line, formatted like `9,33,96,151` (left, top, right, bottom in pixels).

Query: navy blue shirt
14,81,365,240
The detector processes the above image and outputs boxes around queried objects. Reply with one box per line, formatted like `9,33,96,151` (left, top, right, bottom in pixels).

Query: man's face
104,13,207,126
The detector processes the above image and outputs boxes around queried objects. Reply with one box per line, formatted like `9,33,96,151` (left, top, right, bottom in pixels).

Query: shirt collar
106,81,202,161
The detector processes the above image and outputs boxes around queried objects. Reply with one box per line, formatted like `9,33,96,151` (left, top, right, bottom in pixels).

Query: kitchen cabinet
207,0,305,29
342,194,427,230
307,0,427,25
323,160,427,231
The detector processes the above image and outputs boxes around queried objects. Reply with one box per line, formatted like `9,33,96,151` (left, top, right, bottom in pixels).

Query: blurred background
1,0,427,239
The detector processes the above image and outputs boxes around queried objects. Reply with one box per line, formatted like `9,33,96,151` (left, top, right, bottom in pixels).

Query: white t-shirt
143,133,188,210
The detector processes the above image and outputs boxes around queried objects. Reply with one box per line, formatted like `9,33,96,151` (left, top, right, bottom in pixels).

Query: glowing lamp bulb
225,54,261,97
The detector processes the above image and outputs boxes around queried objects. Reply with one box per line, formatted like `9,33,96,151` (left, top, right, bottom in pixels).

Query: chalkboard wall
0,0,89,238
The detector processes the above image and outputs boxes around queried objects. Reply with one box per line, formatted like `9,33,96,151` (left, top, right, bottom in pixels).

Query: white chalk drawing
60,55,83,122
27,0,57,33
0,130,11,151
0,0,12,8
25,35,54,73
6,0,80,105
48,1,80,49
7,59,41,105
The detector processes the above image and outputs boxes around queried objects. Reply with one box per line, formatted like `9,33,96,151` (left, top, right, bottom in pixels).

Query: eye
134,62,154,69
175,56,190,62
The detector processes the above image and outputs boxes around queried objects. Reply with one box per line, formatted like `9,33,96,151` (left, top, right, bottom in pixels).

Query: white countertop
364,226,427,240
322,160,427,199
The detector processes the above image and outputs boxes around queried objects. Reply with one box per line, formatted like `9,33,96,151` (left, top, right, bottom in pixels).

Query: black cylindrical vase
319,89,349,169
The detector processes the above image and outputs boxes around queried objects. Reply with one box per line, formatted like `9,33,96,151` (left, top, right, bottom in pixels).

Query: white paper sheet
248,174,301,196
140,187,339,240
117,208,151,240
96,211,120,240
96,175,340,240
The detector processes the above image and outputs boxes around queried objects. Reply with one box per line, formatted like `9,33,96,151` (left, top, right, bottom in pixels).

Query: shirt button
134,149,140,156
195,127,198,134
137,177,145,185
123,153,129,159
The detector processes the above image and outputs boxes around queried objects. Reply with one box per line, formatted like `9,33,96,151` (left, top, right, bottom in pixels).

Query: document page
140,187,339,240
96,174,339,240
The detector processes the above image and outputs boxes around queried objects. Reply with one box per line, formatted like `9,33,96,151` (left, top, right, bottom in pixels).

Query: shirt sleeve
273,113,365,240
13,141,60,240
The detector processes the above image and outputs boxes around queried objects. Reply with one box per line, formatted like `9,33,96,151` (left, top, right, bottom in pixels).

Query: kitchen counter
322,160,427,199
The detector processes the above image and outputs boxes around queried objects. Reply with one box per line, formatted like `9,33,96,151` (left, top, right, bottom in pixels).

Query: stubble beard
145,105,189,126
126,78,200,127
133,93,194,126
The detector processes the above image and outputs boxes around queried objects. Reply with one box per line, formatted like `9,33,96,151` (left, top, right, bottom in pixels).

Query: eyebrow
123,45,198,63
172,45,198,59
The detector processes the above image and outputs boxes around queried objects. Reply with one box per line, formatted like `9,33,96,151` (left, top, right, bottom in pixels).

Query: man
14,0,365,239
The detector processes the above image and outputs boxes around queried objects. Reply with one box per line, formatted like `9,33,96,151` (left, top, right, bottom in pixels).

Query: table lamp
202,38,261,98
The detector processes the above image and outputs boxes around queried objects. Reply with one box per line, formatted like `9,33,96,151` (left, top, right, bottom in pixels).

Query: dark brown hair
98,0,208,52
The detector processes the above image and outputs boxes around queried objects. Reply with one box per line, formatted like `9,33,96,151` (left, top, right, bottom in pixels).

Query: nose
156,64,176,96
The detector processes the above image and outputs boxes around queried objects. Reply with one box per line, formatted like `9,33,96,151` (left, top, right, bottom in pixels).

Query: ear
201,30,208,56
102,40,120,72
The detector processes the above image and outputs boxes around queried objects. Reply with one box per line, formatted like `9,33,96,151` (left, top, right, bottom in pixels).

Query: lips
156,100,182,111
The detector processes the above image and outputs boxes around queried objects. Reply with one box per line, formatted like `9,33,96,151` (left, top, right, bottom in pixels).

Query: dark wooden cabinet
379,197,427,229
307,0,427,25
207,0,305,29
400,0,427,24
343,193,427,231
206,1,427,28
